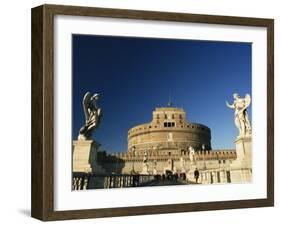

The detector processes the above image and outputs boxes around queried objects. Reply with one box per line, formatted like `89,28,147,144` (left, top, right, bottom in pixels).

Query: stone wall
101,149,236,174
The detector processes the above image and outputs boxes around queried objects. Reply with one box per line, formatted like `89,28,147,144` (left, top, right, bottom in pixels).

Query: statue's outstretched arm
226,101,235,109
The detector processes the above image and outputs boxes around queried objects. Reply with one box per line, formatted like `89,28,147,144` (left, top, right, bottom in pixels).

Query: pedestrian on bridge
194,168,200,184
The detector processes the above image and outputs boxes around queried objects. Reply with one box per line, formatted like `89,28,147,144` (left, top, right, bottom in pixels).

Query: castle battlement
105,149,236,163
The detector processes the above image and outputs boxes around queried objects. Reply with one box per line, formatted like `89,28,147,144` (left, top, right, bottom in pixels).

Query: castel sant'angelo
73,92,252,185
127,105,211,155
104,104,238,181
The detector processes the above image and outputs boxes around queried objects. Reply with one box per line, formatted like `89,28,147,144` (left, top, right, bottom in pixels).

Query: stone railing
198,169,232,184
72,172,90,190
72,172,156,190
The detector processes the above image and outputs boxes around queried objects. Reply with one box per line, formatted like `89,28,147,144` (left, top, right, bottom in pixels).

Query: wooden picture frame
31,4,274,221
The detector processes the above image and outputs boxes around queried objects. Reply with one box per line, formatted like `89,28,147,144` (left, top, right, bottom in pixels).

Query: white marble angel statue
189,146,195,164
143,150,148,163
78,92,102,140
226,93,251,137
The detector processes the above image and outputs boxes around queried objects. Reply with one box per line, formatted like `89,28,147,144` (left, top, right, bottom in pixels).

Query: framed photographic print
31,4,274,221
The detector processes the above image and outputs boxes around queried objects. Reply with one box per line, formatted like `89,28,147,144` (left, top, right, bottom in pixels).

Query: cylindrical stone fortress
127,107,211,155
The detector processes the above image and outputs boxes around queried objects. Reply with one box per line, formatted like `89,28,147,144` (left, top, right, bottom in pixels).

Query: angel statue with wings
226,93,251,137
78,92,102,140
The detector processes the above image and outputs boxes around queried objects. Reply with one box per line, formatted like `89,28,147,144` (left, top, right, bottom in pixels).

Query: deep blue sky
72,35,251,152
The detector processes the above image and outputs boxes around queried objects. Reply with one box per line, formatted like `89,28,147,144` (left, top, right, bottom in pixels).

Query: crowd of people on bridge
152,168,200,184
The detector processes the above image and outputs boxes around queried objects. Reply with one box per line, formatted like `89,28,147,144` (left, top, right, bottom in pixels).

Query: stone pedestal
232,135,252,169
163,158,173,174
230,135,252,183
72,140,105,173
167,158,173,170
140,163,149,175
187,163,197,183
180,157,187,173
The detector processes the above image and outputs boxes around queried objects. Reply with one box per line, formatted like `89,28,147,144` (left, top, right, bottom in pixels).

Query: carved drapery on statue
226,93,251,137
78,92,102,140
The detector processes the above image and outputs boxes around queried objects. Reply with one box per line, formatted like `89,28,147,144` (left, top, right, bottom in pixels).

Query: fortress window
223,160,226,164
165,114,167,119
156,114,160,119
218,160,221,164
149,126,151,128
172,114,174,119
179,114,182,119
164,122,175,127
